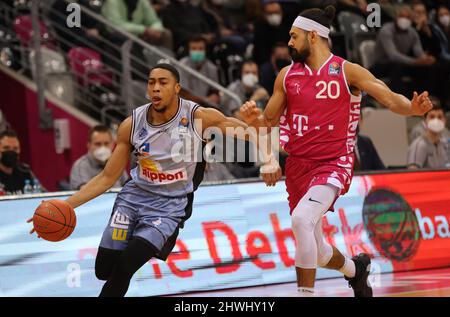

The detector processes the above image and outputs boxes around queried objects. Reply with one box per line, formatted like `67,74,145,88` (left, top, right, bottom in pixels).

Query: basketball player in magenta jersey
240,6,433,297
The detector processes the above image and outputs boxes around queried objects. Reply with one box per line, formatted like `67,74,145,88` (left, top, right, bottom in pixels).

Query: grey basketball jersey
129,98,203,197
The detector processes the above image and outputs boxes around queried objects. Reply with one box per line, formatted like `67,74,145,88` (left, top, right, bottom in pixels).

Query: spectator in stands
70,125,128,190
222,60,269,118
160,0,218,54
409,96,450,142
407,104,450,169
102,0,172,50
371,5,438,98
354,113,385,172
260,42,291,95
377,0,398,23
49,0,104,53
436,5,450,44
0,130,41,195
202,0,251,55
336,0,368,19
433,5,450,101
212,60,268,179
433,6,450,62
244,0,264,23
253,1,290,65
273,0,302,38
336,0,393,28
422,0,449,11
178,36,220,107
412,1,450,105
412,1,442,59
152,0,170,13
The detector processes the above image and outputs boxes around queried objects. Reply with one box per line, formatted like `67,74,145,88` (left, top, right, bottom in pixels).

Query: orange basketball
32,199,76,242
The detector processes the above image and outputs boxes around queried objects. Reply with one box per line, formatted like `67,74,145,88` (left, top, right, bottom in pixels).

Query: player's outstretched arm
344,62,433,116
194,107,282,186
65,117,133,209
239,66,288,129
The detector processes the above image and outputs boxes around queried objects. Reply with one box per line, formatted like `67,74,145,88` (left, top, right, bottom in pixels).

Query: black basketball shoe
345,253,373,297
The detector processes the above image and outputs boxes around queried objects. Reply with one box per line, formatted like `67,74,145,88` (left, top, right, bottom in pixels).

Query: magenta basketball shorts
285,154,354,214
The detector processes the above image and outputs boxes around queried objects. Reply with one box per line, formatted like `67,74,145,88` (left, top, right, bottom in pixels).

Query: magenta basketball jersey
281,54,361,160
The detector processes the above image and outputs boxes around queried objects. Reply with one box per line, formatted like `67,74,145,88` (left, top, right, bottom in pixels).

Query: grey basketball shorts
99,181,188,259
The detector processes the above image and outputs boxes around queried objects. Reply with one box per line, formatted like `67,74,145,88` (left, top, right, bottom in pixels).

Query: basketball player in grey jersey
28,64,282,296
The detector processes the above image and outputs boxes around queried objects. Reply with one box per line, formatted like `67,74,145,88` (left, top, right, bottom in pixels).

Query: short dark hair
88,125,112,142
188,35,207,46
240,59,258,72
411,0,425,7
0,129,18,142
437,5,450,12
424,102,444,119
298,5,336,30
149,63,180,83
271,42,289,53
396,4,412,16
263,1,281,10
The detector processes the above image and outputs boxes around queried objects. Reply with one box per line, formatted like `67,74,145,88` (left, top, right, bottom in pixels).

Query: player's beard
290,44,311,64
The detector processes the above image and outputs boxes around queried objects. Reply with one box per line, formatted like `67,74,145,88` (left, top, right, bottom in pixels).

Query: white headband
292,16,330,39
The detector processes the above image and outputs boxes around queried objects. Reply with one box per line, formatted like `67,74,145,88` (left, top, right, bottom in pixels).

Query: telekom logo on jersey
292,114,309,136
291,101,360,139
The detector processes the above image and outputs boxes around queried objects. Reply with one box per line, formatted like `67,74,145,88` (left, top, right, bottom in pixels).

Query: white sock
339,257,356,278
298,287,315,297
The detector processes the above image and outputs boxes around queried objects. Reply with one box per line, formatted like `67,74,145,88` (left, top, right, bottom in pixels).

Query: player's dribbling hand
239,100,261,125
411,91,433,116
26,217,40,238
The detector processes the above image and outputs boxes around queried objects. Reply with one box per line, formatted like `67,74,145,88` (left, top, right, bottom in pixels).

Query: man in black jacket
0,130,40,195
160,0,217,54
355,133,385,172
253,1,290,65
354,115,385,172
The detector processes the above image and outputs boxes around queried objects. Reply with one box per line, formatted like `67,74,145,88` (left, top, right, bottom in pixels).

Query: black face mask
1,151,18,168
275,58,291,71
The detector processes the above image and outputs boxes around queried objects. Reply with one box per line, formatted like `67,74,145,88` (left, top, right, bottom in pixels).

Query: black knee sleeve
95,247,122,281
99,237,157,297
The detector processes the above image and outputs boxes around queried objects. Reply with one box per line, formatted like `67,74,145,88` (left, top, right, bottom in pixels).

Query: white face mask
93,146,112,163
397,17,412,30
439,15,450,28
242,73,258,87
427,118,445,133
267,14,282,27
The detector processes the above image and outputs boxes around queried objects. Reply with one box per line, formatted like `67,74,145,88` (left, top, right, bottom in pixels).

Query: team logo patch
138,142,150,156
179,117,189,128
110,211,130,241
328,62,341,76
178,116,190,134
138,127,148,140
